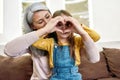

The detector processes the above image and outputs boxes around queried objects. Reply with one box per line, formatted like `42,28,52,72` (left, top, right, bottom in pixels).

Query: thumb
55,27,63,33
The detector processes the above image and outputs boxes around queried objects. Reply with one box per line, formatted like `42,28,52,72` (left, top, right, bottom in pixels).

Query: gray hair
23,2,49,33
23,3,49,56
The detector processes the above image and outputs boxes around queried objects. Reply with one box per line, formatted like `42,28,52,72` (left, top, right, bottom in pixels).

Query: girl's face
31,10,52,30
56,15,73,40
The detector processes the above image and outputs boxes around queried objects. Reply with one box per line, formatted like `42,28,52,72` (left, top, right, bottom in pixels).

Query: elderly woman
4,2,53,80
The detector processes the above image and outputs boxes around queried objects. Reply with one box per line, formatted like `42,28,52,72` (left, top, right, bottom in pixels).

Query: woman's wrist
35,28,48,37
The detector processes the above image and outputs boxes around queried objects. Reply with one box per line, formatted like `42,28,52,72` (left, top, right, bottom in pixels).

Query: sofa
0,42,120,80
79,47,120,80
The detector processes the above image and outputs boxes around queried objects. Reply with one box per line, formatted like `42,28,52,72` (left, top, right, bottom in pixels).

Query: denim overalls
50,45,82,80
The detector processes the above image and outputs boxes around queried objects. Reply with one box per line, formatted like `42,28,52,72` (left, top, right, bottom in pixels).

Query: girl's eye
65,21,72,28
56,22,63,28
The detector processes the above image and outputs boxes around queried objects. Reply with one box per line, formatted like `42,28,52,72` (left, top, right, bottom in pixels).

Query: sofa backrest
79,48,110,80
79,47,120,80
0,55,33,80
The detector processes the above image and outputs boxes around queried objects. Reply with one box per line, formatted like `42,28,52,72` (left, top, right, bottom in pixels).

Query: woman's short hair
23,2,49,33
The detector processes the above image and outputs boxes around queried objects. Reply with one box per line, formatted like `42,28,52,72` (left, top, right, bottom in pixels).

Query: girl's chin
59,35,69,39
57,32,71,39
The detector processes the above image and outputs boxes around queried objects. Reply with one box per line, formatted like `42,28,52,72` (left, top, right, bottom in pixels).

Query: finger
55,27,63,33
54,16,64,23
64,17,75,27
64,28,72,33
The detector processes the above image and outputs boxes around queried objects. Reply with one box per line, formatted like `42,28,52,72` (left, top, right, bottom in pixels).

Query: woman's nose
44,19,49,24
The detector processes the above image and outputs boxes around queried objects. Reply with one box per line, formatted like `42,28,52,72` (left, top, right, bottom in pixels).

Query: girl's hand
42,16,64,34
36,16,64,37
64,17,87,35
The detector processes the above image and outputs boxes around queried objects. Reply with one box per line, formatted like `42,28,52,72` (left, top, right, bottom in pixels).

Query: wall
0,0,22,45
0,0,3,34
46,0,65,14
90,0,120,42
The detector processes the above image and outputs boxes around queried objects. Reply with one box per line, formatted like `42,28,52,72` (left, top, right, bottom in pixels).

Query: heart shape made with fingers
55,21,73,34
56,21,73,30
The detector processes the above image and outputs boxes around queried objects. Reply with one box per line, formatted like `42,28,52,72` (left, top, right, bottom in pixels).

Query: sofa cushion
103,48,120,78
98,77,120,80
79,48,110,80
0,55,33,80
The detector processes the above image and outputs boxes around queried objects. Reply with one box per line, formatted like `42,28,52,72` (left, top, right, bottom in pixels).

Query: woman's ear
30,24,36,31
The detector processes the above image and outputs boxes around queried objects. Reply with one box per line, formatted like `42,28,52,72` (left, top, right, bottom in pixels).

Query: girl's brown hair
51,10,75,59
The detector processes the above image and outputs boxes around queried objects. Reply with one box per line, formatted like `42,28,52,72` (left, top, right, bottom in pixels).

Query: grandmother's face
31,10,52,30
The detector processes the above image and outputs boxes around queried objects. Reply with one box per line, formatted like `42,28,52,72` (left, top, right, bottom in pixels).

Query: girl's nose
62,26,66,30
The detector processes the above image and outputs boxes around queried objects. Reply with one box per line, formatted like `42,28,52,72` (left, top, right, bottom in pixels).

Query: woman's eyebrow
45,13,49,17
36,13,50,22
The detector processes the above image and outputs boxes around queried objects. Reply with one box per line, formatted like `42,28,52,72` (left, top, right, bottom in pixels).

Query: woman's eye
38,20,43,24
46,15,50,19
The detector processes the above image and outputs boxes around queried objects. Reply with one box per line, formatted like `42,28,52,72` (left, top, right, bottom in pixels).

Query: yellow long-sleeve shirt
32,25,100,68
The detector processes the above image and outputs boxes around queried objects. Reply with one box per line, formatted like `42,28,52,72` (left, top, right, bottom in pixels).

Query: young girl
32,10,100,80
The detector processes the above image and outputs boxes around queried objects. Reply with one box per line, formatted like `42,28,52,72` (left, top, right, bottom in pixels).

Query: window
65,0,89,26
